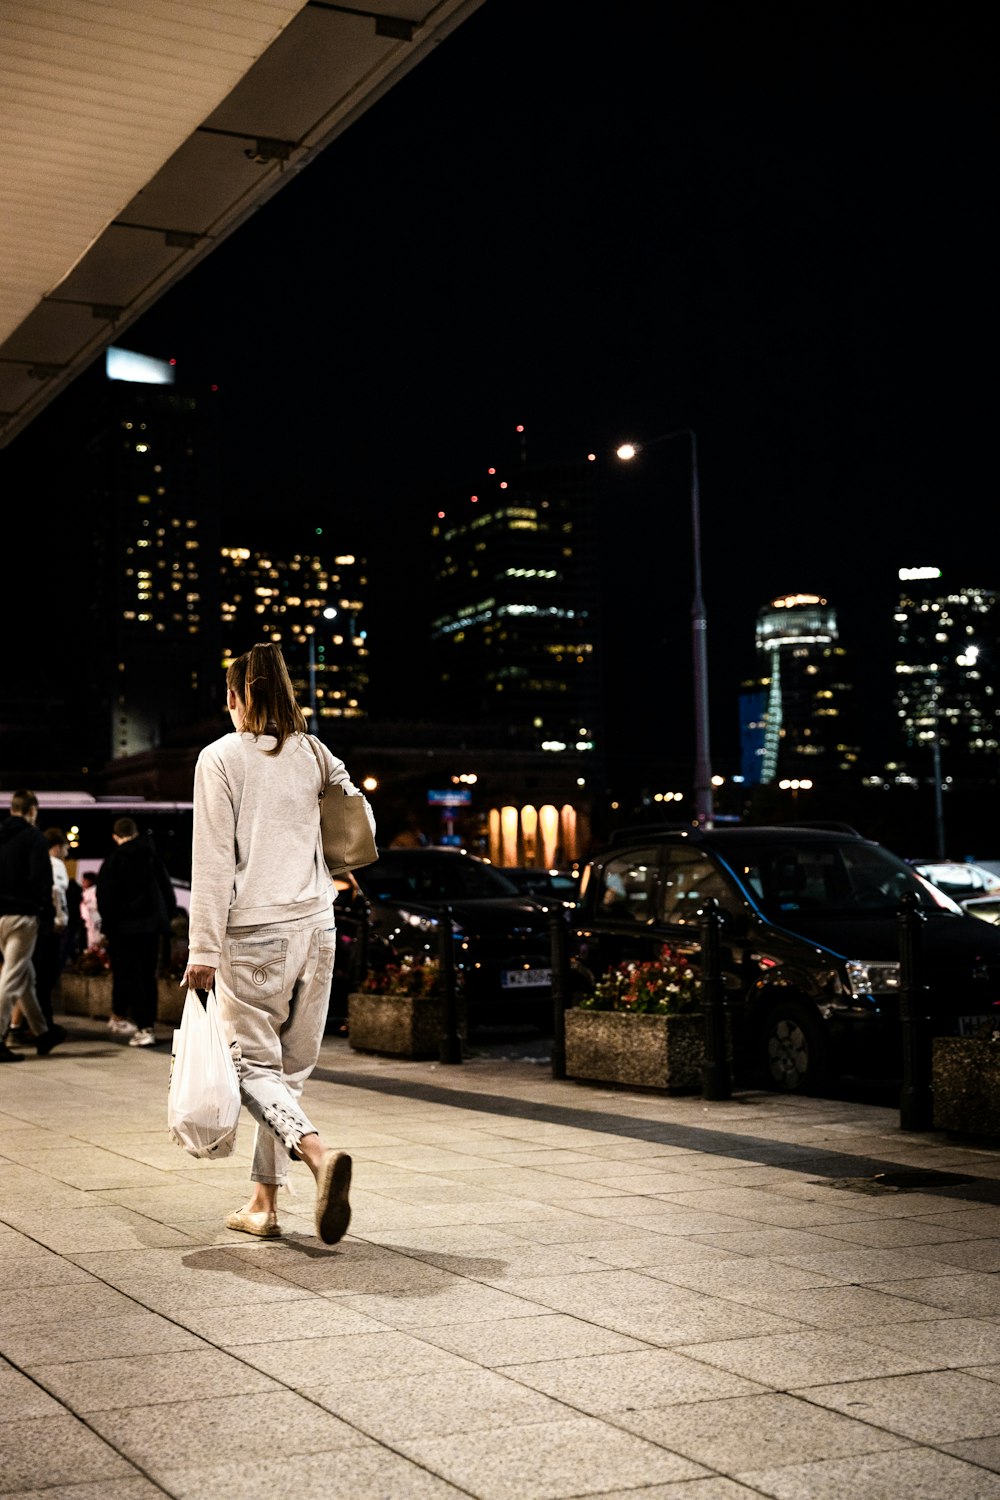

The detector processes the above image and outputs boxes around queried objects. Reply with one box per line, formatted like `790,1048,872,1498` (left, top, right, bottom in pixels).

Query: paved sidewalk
3,1017,1000,1500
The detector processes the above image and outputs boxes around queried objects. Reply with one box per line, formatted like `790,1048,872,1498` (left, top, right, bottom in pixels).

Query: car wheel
761,999,828,1093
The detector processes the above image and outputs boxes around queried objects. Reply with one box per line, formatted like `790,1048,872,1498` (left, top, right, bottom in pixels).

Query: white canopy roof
0,0,483,446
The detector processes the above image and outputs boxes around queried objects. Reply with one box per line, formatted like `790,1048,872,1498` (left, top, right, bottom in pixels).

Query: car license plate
501,967,552,989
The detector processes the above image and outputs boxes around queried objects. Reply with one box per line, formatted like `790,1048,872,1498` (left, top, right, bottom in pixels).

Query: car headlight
845,959,901,997
396,908,439,933
395,908,465,936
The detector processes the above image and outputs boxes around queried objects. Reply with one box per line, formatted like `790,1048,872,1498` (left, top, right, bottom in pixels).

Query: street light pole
617,428,714,828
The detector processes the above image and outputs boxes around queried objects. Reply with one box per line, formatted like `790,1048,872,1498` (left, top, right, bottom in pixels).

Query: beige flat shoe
225,1204,281,1238
315,1151,352,1245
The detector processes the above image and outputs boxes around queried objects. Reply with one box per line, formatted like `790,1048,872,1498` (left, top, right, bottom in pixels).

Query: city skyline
1,0,992,801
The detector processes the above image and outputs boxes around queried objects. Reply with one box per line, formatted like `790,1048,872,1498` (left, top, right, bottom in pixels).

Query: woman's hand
182,964,217,992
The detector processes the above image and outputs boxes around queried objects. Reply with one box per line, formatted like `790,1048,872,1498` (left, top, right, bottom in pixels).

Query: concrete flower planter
348,991,460,1059
564,1007,708,1093
58,973,184,1025
933,1036,1000,1138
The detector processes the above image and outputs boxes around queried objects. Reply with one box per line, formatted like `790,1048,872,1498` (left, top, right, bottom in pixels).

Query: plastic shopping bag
167,989,241,1159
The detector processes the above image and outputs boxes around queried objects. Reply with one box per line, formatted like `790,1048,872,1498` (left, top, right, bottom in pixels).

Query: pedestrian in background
0,790,67,1062
80,872,102,950
97,817,176,1046
183,641,370,1244
32,827,70,1028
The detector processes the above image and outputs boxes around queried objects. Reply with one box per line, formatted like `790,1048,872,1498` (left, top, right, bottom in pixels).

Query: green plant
579,945,699,1015
362,955,445,999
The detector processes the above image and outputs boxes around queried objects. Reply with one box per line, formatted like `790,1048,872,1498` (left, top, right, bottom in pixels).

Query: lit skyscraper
219,541,368,721
86,347,220,760
430,453,601,757
892,566,1000,762
740,593,857,785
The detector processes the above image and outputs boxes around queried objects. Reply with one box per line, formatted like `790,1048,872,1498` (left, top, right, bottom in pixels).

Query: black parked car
334,847,554,1021
570,826,1000,1092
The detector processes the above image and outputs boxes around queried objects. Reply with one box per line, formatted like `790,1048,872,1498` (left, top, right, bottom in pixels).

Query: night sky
6,0,992,773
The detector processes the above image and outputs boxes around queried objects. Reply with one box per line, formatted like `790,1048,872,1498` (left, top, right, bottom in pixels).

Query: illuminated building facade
430,456,601,756
86,347,220,760
219,542,368,720
891,566,1000,764
740,593,858,785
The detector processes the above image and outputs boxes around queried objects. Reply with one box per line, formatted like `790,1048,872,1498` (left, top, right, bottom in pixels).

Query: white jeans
216,914,336,1186
0,914,47,1037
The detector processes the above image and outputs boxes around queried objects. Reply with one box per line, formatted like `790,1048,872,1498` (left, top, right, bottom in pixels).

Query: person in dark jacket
97,817,176,1047
0,790,67,1062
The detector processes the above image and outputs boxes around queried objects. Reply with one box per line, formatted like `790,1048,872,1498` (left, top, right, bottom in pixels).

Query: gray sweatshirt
188,730,370,967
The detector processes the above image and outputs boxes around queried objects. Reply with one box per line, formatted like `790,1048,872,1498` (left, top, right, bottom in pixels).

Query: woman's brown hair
227,642,307,754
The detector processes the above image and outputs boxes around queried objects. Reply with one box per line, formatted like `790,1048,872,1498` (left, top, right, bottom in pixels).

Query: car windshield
728,840,963,919
356,853,519,903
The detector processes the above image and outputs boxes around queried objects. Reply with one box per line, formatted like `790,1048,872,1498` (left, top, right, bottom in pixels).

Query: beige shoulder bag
303,735,378,876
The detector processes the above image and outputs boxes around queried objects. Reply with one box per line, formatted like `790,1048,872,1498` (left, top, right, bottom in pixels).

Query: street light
617,429,713,827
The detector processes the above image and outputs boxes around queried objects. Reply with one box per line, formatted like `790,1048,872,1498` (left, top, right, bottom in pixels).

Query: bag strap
302,732,327,800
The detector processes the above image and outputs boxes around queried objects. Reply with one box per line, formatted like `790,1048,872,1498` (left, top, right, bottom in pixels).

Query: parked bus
31,792,194,907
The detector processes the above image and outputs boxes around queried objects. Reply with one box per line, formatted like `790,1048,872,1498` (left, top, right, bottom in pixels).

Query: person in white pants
183,642,373,1243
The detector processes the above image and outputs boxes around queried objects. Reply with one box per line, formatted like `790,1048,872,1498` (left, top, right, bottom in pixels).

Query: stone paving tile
0,1206,195,1254
942,1436,1000,1473
796,1368,1000,1441
612,1391,909,1470
92,1184,243,1218
0,1283,139,1329
852,1315,1000,1368
966,1364,1000,1385
3,1481,167,1500
690,1229,868,1258
156,1445,480,1498
705,1283,953,1331
868,1272,1000,1316
674,1330,940,1387
910,1238,1000,1272
435,1165,633,1201
0,1251,96,1287
916,1209,1000,1236
306,1364,570,1439
396,1415,710,1499
414,1312,647,1368
765,1246,975,1285
30,1347,280,1412
568,1482,766,1500
68,1245,260,1283
736,1445,1000,1499
0,1366,65,1421
338,1280,552,1328
797,1215,979,1248
638,1257,840,1300
2,1310,204,1366
0,1412,136,1491
8,1148,174,1192
571,1236,748,1272
84,1389,370,1469
230,1242,460,1296
234,1327,481,1387
500,1348,766,1415
653,1189,889,1230
178,1296,390,1344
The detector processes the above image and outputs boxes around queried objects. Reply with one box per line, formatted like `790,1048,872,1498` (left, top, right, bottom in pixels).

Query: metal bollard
898,890,933,1130
549,905,569,1080
351,898,371,989
438,904,463,1065
700,897,731,1100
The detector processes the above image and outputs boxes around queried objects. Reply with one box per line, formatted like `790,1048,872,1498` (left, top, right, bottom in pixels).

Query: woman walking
183,642,372,1243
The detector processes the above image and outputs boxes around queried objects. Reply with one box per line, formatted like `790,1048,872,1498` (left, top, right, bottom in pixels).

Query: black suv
336,848,554,1020
571,826,1000,1091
